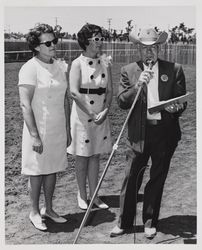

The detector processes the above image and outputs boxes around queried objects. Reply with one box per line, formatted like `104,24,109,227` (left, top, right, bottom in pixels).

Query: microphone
136,59,154,88
146,59,154,70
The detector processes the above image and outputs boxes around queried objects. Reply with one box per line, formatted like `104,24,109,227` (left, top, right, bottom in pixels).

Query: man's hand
135,69,154,88
165,103,184,113
31,135,43,154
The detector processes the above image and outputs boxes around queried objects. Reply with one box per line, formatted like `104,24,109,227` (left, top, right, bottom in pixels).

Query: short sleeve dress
18,57,68,175
67,54,112,157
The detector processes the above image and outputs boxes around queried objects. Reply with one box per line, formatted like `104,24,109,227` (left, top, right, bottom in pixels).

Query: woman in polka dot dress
67,24,113,210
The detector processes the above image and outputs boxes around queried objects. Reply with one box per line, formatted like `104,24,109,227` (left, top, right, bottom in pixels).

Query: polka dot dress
67,54,112,157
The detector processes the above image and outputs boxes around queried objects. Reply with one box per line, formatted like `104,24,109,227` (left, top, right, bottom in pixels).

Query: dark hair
26,23,56,55
77,23,102,51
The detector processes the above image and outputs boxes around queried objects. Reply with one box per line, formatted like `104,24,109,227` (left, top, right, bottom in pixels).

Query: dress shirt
143,61,161,120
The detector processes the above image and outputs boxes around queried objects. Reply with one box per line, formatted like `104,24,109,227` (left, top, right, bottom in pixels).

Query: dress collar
80,54,101,65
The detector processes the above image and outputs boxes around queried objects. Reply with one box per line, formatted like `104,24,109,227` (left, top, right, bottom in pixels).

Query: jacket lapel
136,61,144,71
158,59,164,100
136,61,147,95
158,59,173,101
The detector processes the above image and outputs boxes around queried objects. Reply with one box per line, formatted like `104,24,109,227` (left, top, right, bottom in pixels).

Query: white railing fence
5,41,196,65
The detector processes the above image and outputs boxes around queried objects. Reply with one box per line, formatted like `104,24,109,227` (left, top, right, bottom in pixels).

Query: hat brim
129,31,168,45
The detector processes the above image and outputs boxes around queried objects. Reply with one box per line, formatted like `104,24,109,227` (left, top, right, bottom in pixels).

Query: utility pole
107,18,112,32
168,24,170,32
55,17,58,26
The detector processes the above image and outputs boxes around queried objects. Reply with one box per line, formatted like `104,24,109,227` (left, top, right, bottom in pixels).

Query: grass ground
5,62,196,244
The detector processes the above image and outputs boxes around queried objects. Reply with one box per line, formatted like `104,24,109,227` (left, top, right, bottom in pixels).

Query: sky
4,5,196,35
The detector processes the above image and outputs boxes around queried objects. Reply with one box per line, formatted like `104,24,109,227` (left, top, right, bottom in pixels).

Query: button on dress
18,57,68,175
67,54,112,156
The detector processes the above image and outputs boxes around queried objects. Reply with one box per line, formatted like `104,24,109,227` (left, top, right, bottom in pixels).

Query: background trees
4,21,195,44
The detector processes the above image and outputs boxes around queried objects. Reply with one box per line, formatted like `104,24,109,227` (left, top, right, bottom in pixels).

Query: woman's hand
165,103,184,113
31,135,43,154
89,112,98,121
94,108,108,125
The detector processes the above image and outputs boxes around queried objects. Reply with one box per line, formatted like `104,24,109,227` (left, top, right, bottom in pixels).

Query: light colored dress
18,57,68,175
67,54,112,157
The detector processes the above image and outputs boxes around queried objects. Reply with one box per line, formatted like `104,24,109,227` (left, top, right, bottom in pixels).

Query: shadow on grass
101,194,144,208
134,215,196,244
44,194,144,234
157,215,196,244
45,206,116,233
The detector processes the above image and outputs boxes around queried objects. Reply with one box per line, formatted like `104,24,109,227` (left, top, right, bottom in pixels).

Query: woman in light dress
18,23,71,231
67,24,113,210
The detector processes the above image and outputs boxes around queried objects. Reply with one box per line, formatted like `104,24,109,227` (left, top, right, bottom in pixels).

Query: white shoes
110,225,125,237
144,227,157,238
77,191,109,210
77,192,88,210
29,212,47,231
40,207,67,223
93,197,109,209
144,219,157,238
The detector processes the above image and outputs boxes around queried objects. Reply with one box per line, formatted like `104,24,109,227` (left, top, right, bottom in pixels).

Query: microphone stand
73,59,154,244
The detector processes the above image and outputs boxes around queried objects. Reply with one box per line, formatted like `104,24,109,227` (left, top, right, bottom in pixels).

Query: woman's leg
42,173,59,216
29,175,43,215
75,156,89,201
87,154,100,198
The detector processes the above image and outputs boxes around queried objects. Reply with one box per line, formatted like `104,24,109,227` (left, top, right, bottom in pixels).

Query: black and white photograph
1,0,200,247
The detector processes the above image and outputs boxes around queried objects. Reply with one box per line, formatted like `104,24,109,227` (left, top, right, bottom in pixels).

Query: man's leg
142,125,177,226
151,145,177,226
118,146,149,229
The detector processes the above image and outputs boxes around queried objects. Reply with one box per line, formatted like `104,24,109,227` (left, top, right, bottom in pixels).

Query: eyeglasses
40,38,58,47
88,37,104,42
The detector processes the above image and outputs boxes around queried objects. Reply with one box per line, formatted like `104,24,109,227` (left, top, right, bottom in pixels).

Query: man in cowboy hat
110,28,187,238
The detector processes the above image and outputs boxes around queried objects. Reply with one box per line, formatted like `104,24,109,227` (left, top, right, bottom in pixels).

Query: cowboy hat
129,28,168,45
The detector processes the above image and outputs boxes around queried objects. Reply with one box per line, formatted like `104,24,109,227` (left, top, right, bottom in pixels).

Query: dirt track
5,63,196,244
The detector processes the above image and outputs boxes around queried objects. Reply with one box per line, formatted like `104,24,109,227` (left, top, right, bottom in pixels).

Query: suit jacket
117,59,186,153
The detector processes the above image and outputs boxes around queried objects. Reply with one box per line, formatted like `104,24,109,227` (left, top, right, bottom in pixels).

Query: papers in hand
148,92,192,114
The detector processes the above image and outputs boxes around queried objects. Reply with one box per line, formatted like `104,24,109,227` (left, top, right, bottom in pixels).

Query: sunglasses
141,45,158,50
88,37,104,42
40,38,58,47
